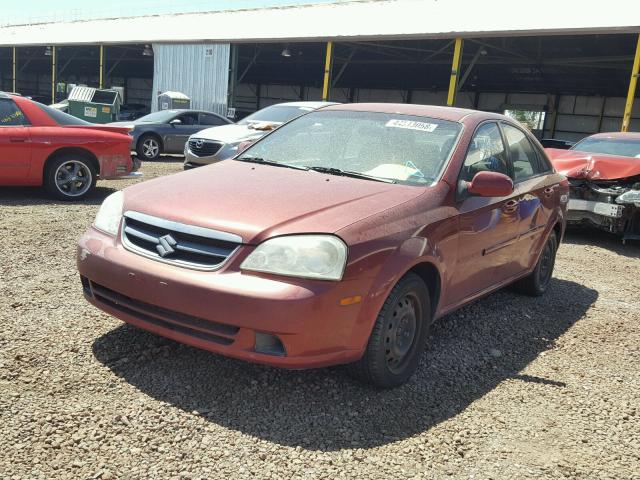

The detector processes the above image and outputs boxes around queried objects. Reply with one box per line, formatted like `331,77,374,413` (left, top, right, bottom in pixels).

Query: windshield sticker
386,119,438,132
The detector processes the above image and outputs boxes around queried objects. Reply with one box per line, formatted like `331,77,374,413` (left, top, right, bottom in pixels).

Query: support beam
237,46,261,85
12,47,16,93
447,38,463,107
332,47,356,88
621,34,640,132
58,49,79,77
51,46,56,104
227,44,238,116
322,41,333,102
99,45,105,89
458,46,486,92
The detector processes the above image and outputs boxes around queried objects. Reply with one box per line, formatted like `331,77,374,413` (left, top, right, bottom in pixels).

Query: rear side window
0,99,28,126
35,103,92,126
502,123,543,181
460,122,509,182
200,113,227,126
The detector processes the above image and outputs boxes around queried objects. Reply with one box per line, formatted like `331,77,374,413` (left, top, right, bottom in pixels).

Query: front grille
121,211,242,270
87,280,238,345
188,138,223,157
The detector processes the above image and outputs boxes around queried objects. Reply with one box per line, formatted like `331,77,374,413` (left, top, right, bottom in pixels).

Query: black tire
136,134,162,161
347,273,431,388
513,232,558,297
44,154,97,201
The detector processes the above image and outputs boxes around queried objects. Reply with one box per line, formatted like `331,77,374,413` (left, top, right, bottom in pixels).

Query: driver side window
460,122,509,182
177,113,198,125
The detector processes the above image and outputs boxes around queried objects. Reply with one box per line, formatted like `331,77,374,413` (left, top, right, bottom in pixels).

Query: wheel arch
137,131,164,150
406,261,441,318
44,147,100,177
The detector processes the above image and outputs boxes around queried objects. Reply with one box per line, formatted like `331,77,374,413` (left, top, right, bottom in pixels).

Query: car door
0,98,32,184
164,112,201,153
501,122,557,271
445,122,522,306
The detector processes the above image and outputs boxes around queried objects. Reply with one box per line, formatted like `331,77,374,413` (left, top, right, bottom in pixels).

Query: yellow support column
621,34,640,132
99,45,105,89
447,38,464,107
12,47,16,93
321,41,333,102
51,46,56,104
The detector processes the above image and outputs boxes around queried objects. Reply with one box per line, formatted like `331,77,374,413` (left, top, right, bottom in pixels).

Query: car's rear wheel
347,273,431,388
137,135,162,160
44,155,97,200
513,232,558,296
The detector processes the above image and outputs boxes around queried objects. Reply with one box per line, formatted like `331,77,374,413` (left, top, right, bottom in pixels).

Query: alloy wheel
142,138,159,158
54,160,93,198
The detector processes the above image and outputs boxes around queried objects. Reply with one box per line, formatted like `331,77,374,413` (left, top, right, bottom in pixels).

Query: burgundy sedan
78,104,568,387
0,92,138,200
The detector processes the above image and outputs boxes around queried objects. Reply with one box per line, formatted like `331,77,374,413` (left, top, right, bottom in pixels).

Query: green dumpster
67,86,122,124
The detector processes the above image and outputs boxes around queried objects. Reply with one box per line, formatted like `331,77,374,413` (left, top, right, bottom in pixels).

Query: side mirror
466,171,514,197
237,140,255,153
169,119,182,126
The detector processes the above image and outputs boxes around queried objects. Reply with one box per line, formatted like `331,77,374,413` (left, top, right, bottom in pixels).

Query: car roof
271,101,340,108
583,132,640,141
320,103,504,123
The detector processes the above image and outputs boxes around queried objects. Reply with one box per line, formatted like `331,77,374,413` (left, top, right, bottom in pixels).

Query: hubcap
54,161,92,197
385,294,419,373
538,241,553,287
142,139,159,158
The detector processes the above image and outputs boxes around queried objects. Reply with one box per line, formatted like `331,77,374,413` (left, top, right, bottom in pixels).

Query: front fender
345,235,446,354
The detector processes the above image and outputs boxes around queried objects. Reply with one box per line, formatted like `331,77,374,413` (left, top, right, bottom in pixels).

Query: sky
2,0,355,26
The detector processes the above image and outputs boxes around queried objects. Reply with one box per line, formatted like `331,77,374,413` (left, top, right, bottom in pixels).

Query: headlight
615,189,640,205
93,191,124,236
241,235,347,281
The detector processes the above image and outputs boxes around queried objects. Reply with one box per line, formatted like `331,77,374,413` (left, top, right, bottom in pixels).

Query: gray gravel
1,158,639,479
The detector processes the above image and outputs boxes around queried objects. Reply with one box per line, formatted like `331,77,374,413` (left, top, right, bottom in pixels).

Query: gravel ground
1,159,639,480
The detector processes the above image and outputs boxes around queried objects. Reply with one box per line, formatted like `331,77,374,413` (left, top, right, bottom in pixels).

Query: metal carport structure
0,0,638,135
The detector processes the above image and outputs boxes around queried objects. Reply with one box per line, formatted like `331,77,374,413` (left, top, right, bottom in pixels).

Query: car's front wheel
44,155,97,200
136,134,162,161
347,273,431,388
513,232,558,296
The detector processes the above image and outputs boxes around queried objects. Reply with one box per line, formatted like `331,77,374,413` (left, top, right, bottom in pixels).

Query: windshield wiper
306,166,396,183
236,156,309,171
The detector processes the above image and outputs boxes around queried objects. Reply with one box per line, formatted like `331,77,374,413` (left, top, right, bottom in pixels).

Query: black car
118,103,150,121
540,138,576,150
111,109,232,160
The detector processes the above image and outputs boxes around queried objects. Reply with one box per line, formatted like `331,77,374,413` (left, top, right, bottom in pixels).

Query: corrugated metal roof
1,0,638,46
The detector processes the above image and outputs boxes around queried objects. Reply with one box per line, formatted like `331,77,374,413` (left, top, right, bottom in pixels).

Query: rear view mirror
466,171,514,197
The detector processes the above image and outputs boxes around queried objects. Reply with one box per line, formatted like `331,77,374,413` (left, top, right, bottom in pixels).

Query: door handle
10,137,27,143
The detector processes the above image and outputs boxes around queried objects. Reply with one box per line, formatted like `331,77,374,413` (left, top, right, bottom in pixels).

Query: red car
546,132,640,242
78,104,568,387
0,92,139,200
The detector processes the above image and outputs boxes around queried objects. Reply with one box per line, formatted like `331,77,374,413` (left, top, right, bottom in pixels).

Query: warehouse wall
152,43,230,115
234,83,640,139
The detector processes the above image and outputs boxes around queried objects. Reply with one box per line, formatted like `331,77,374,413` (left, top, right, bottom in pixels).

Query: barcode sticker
386,119,438,132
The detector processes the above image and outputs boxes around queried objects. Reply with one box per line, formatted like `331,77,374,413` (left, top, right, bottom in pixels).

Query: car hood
546,148,640,181
189,123,273,144
123,160,424,244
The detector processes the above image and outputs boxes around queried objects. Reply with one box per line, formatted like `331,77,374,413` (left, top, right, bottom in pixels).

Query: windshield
36,103,92,126
136,111,178,123
239,110,462,185
571,137,640,158
239,105,315,125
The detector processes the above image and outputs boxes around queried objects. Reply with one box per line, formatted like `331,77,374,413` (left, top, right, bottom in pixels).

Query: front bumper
183,143,238,169
77,227,367,369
